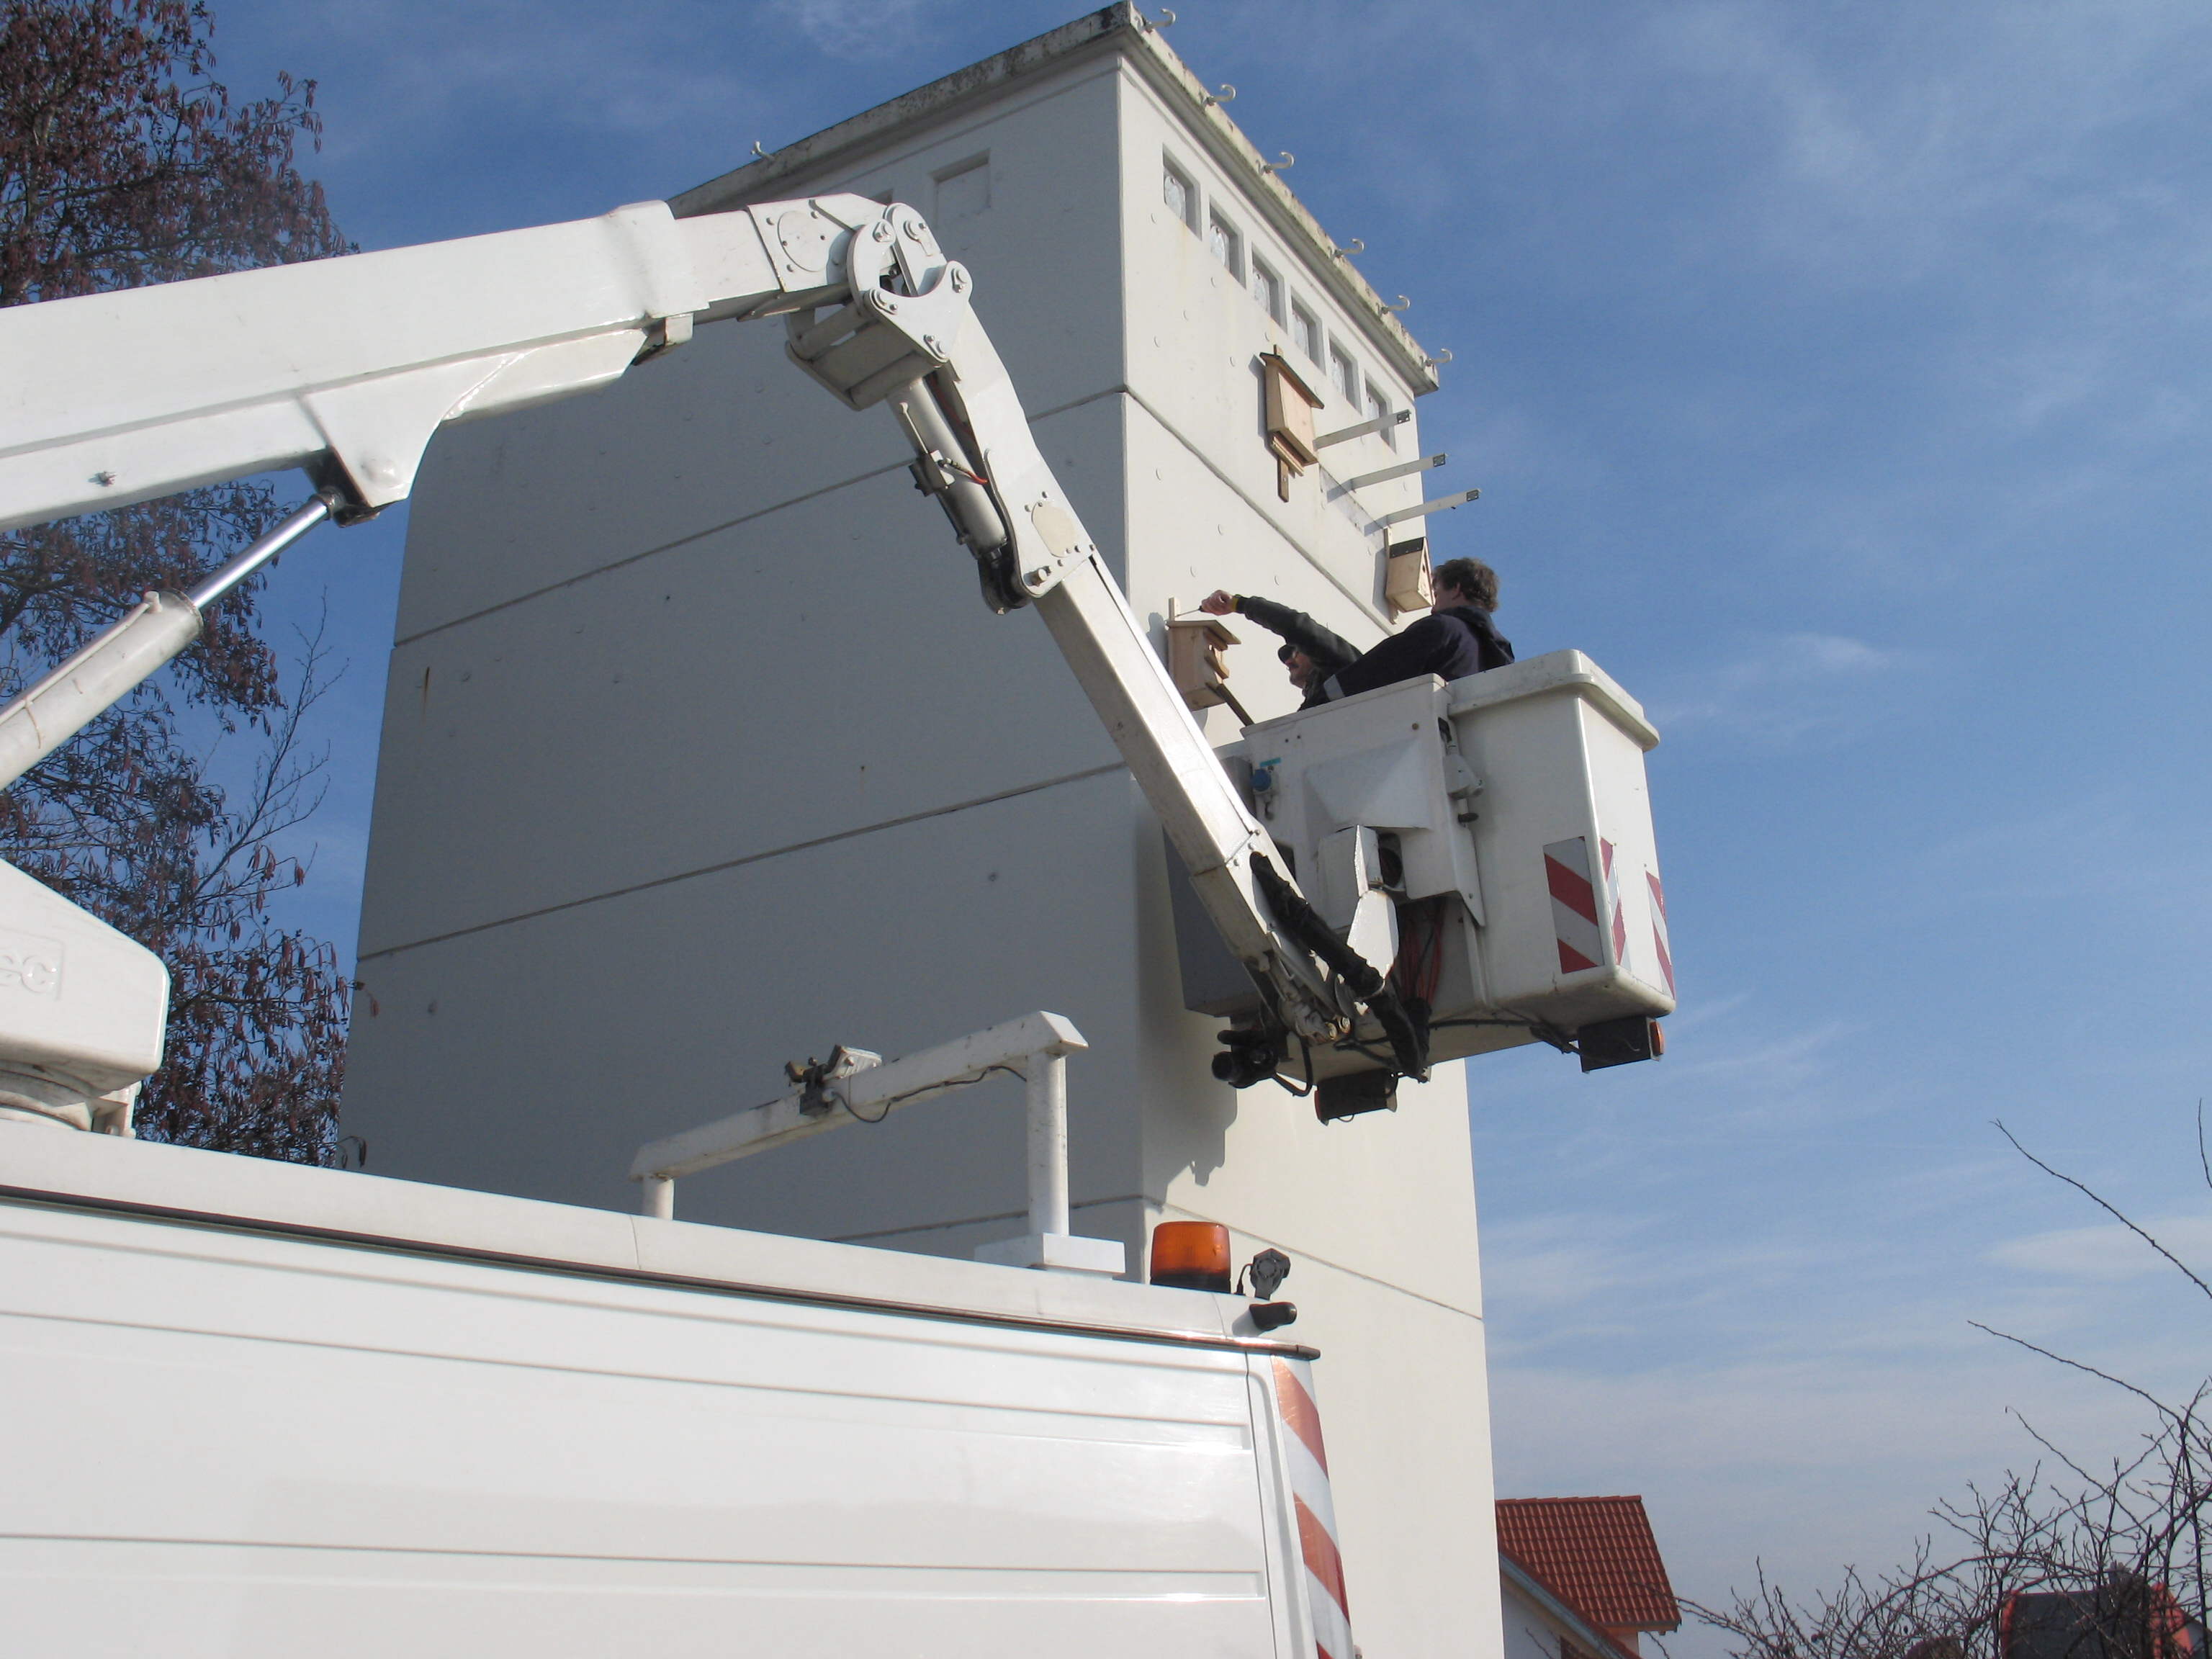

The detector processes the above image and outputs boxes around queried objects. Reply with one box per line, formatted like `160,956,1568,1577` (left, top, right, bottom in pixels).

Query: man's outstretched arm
1200,590,1361,670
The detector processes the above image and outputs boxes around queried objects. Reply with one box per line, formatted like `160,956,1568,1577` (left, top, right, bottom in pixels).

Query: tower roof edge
673,3,1439,395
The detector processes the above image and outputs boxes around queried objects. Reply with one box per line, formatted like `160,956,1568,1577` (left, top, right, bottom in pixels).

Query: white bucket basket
1446,650,1674,1028
1202,649,1673,1076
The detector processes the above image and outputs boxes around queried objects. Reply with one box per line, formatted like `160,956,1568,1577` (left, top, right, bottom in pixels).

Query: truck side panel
0,1190,1285,1657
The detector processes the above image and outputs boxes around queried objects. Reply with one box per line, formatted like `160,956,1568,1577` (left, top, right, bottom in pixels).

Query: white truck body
0,1123,1344,1658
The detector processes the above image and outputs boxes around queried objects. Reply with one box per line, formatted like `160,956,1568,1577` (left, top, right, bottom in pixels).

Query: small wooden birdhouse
1259,352,1323,502
1165,614,1244,716
1385,537,1434,618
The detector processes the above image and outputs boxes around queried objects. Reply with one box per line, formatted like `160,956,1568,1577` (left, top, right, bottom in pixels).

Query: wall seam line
390,382,1382,652
356,761,1128,964
392,387,1125,649
390,455,916,649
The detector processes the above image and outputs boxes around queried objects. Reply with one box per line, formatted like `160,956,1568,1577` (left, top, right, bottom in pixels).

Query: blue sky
192,0,2212,1638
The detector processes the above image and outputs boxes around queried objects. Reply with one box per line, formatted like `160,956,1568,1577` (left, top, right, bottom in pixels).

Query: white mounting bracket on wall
627,1011,1125,1277
1377,486,1481,527
1313,408,1411,449
1339,452,1445,494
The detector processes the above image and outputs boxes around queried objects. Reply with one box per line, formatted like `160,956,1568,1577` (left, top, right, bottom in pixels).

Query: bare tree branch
1691,1120,2212,1659
1993,1120,2212,1307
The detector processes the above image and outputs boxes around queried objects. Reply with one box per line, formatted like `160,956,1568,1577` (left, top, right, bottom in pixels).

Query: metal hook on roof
1205,84,1236,107
752,140,772,159
1262,151,1295,174
1424,348,1455,368
1385,295,1411,313
1145,6,1177,26
1334,238,1365,258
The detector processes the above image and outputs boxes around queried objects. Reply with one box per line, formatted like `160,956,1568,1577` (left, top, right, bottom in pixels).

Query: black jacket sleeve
1233,595,1361,673
1328,608,1511,698
1328,614,1460,698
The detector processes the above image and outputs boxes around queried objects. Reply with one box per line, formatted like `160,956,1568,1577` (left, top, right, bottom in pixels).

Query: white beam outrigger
628,1010,1122,1277
0,194,1426,1130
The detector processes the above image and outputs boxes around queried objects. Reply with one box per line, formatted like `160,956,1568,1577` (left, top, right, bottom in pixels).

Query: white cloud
1634,0,2212,508
1660,1018,1862,1107
1905,796,2212,917
1482,1207,1844,1343
1643,631,1905,749
1987,1214,2212,1285
1647,1,2212,279
769,0,936,61
269,0,806,181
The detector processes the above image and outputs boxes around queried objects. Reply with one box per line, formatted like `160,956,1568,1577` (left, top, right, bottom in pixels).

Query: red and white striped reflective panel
1272,1357,1354,1659
1646,868,1675,997
1544,837,1604,974
1601,837,1629,967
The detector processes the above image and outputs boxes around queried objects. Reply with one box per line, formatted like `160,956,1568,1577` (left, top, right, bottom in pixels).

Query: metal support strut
0,492,336,792
1026,1050,1070,1240
186,491,338,608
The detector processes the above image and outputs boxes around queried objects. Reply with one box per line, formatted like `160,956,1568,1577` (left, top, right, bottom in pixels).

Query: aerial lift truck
0,190,1673,1134
0,192,1672,1652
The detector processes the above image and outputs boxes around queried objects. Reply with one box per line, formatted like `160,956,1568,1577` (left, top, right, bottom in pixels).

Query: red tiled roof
1496,1496,1681,1633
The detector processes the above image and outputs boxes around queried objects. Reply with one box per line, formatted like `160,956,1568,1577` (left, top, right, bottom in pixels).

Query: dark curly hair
1432,556,1499,613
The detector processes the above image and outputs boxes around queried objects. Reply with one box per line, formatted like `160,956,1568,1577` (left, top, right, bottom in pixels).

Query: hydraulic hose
1251,857,1430,1082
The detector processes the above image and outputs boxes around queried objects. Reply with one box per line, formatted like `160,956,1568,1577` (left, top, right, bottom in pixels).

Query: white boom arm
0,201,801,531
0,194,1377,1092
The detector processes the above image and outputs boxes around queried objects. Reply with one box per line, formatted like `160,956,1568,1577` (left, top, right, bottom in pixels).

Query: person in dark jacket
1197,556,1512,709
1324,555,1513,700
1198,588,1359,709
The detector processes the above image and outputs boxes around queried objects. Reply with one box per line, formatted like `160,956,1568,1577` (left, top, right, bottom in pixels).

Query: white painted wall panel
1120,392,1390,732
351,766,1148,1233
359,402,1125,956
734,63,1132,421
394,320,914,642
394,65,1130,646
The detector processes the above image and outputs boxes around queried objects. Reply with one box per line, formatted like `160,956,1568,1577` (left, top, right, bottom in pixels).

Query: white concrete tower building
346,9,1503,1653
